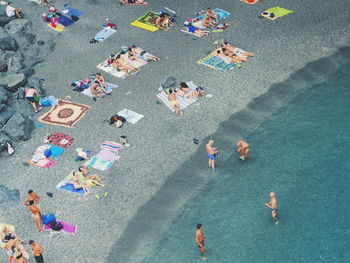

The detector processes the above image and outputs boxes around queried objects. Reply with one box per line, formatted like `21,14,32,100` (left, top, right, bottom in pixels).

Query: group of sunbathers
167,82,204,115
71,73,111,100
64,166,105,194
1,226,30,263
120,0,148,6
107,46,159,77
216,42,255,64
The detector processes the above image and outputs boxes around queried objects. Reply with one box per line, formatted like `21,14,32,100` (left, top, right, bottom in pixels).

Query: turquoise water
142,58,350,262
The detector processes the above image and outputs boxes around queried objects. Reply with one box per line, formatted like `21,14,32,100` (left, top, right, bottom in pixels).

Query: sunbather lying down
89,80,111,101
175,82,204,99
66,169,105,194
120,0,148,5
217,42,255,61
156,12,173,31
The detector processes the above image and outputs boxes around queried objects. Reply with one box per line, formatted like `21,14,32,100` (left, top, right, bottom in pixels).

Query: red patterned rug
38,100,91,128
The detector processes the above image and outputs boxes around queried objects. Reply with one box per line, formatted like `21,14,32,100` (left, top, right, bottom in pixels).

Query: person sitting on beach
120,0,148,5
156,13,172,31
25,88,42,113
95,73,107,89
107,114,126,128
28,201,43,232
202,8,218,28
206,139,218,170
221,42,255,61
237,139,249,160
130,46,160,62
1,226,21,245
168,89,182,115
13,246,29,263
111,54,139,77
50,15,59,28
39,0,50,7
206,8,218,23
6,2,22,19
175,82,196,99
126,47,142,63
78,166,105,185
90,81,110,101
67,171,92,194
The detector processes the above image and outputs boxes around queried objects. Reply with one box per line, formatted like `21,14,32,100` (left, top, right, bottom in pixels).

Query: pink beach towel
44,220,78,234
96,149,120,162
101,141,123,152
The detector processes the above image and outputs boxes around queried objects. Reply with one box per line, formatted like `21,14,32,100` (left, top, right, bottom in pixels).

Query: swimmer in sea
196,224,206,259
237,139,249,160
265,192,278,223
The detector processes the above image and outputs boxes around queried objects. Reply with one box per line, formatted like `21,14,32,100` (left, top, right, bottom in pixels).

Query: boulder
0,185,20,209
7,56,24,73
1,112,34,141
0,49,7,72
0,106,15,128
4,50,23,61
20,67,34,77
0,15,15,27
4,19,32,35
24,33,36,45
0,37,18,51
0,27,9,38
37,40,45,46
0,73,26,92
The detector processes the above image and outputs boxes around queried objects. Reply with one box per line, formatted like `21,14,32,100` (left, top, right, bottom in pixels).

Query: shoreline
107,46,350,262
0,0,349,262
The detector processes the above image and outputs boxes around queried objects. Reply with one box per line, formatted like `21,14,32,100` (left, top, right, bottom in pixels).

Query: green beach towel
262,6,293,20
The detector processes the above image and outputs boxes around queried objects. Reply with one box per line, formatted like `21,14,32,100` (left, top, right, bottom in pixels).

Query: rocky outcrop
0,73,26,92
0,185,20,210
1,112,34,141
4,19,32,35
0,36,18,51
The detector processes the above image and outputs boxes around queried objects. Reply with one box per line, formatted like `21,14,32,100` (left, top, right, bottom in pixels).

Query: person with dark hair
156,13,172,30
25,88,42,113
23,190,40,207
28,201,43,232
29,240,44,263
89,80,110,101
6,2,22,18
95,73,107,89
130,46,159,61
168,89,182,115
195,224,206,258
111,54,139,77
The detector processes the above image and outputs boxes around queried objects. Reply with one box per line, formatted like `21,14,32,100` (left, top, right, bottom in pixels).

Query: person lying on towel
89,81,111,101
156,13,173,31
218,42,255,62
110,54,140,77
78,166,105,186
217,48,244,64
129,46,160,62
184,20,210,36
175,82,204,99
202,8,218,28
120,0,148,5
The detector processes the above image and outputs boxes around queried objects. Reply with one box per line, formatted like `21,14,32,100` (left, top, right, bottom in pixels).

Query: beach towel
28,0,41,4
49,145,65,157
101,141,123,152
62,4,85,17
261,6,293,20
84,156,114,171
81,82,118,98
197,49,237,72
131,11,159,32
47,23,64,32
38,100,91,128
96,149,120,162
117,109,144,124
119,0,149,5
44,220,77,234
28,158,57,168
241,0,260,4
96,49,154,79
195,8,230,21
94,27,117,42
0,223,15,248
157,81,199,111
57,15,75,26
180,27,204,38
56,170,87,195
46,132,74,148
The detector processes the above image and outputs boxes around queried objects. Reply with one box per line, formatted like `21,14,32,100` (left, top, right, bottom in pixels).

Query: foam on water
108,47,350,263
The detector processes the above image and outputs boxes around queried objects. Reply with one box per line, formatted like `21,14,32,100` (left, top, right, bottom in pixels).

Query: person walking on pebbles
206,139,218,170
237,139,249,160
265,192,278,223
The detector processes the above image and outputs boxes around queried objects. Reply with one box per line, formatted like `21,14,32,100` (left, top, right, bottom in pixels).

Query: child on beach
25,88,42,113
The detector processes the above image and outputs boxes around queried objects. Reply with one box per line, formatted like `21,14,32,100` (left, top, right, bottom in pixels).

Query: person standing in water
237,139,249,160
206,139,218,170
265,192,278,221
196,224,206,258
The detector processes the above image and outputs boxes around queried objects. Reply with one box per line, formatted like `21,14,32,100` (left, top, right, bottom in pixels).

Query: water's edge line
106,47,350,263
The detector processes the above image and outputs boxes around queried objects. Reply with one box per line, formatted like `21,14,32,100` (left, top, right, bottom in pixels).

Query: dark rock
0,73,26,92
1,112,34,141
47,39,56,52
37,40,45,46
20,67,34,77
0,37,18,51
0,15,15,27
0,185,20,209
28,47,40,58
26,76,45,96
4,19,32,35
0,106,15,128
0,27,9,38
4,51,23,61
24,33,36,45
7,56,25,73
0,49,7,72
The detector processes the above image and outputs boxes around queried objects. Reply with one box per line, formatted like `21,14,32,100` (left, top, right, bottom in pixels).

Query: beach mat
194,8,231,22
57,15,74,27
46,132,74,148
62,4,85,17
94,27,117,42
261,6,293,20
56,170,87,195
180,27,205,38
119,0,149,5
131,11,159,32
101,141,123,152
47,23,64,32
28,158,57,168
38,100,91,128
117,109,144,124
241,0,260,4
85,156,114,171
157,81,199,111
197,49,237,72
44,220,77,234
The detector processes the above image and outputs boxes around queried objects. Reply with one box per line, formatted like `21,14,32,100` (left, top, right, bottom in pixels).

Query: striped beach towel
101,141,123,152
85,156,113,171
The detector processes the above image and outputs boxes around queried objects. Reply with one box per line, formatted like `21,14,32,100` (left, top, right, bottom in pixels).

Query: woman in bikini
221,42,255,61
95,73,107,89
28,201,44,232
111,54,139,77
68,171,92,194
130,46,160,61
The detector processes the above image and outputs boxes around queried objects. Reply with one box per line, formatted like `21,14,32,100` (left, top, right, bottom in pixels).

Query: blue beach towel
58,15,74,26
94,27,117,42
59,183,85,195
49,145,64,157
62,4,85,17
195,8,231,21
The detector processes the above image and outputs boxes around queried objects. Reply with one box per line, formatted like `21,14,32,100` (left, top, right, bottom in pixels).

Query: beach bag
50,221,63,231
40,97,51,107
161,77,176,89
42,213,56,225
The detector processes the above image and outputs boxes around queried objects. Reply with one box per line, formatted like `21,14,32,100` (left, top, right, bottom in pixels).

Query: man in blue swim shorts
206,139,218,170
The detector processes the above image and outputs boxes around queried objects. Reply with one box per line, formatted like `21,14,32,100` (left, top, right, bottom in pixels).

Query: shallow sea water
142,55,350,262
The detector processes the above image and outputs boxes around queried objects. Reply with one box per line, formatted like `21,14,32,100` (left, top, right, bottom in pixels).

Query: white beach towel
157,82,199,111
117,109,144,124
